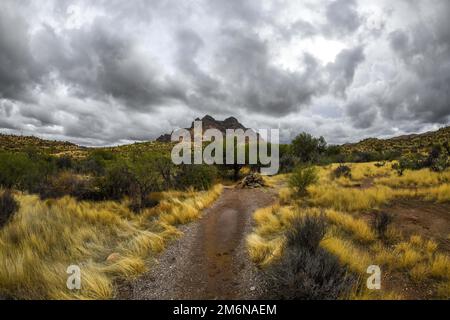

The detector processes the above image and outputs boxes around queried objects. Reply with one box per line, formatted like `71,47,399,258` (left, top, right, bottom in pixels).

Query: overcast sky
0,0,449,146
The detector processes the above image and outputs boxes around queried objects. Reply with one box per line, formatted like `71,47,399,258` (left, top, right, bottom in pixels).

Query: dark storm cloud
380,2,450,124
33,19,187,110
208,0,268,26
175,29,223,105
211,28,326,115
328,46,365,97
0,5,44,102
324,0,362,37
346,99,378,129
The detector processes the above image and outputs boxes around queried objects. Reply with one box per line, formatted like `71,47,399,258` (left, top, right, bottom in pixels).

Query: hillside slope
2,123,449,157
341,126,450,155
0,134,84,155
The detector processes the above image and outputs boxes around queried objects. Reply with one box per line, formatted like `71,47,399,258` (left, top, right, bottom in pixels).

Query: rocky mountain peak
156,116,249,142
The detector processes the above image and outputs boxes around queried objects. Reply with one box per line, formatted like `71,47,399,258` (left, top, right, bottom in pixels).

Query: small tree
129,153,164,212
291,132,326,163
175,164,217,191
100,162,136,200
289,165,318,197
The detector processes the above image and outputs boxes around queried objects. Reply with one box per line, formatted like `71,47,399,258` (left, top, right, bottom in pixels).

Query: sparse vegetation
0,185,222,299
288,165,318,197
1,125,449,300
263,215,355,300
248,160,450,300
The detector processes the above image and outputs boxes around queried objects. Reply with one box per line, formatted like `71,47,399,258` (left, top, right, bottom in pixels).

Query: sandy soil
384,199,450,253
116,186,276,300
363,199,450,299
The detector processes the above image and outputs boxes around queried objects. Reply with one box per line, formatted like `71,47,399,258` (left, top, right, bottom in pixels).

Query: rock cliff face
156,115,250,142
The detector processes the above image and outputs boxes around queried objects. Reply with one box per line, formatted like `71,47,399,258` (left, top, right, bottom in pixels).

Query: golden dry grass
376,169,450,188
0,185,222,299
308,184,397,211
246,205,324,267
247,162,450,300
324,210,376,243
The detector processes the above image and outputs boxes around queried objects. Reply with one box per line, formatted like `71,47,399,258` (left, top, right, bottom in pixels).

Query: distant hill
2,123,448,158
341,126,450,155
0,134,86,156
156,115,249,142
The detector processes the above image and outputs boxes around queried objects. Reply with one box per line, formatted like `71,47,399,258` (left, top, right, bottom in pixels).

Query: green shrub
291,132,327,163
430,154,449,172
0,152,54,192
279,153,300,173
289,165,318,196
99,162,137,200
175,165,218,191
55,156,73,170
38,172,100,201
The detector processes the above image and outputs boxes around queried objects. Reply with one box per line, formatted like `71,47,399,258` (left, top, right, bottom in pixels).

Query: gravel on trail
116,186,276,300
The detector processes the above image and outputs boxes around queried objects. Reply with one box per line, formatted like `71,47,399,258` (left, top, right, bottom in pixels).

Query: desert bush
430,154,449,173
285,215,326,252
288,165,318,196
55,155,72,170
263,215,354,300
175,164,218,191
291,132,327,163
394,145,449,174
279,153,300,173
78,157,106,176
0,190,19,228
0,151,54,192
99,163,137,200
350,151,379,163
372,211,393,239
332,165,352,179
38,172,101,201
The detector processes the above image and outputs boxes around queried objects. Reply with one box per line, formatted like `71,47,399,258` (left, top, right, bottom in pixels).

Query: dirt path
117,187,276,300
384,199,450,253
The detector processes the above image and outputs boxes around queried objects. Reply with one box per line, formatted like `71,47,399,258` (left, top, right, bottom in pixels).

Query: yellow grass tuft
308,184,397,211
246,234,284,267
320,236,372,274
278,187,294,205
325,209,376,243
420,183,450,203
376,169,450,188
429,254,450,279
